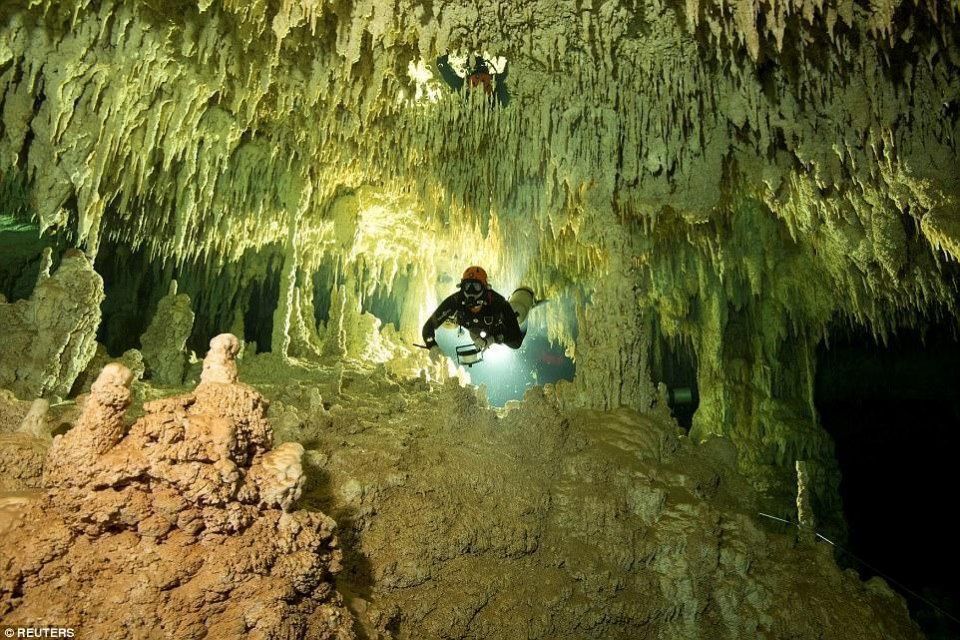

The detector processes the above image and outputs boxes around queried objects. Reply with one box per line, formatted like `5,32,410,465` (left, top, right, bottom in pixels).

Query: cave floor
0,355,926,639
220,356,926,638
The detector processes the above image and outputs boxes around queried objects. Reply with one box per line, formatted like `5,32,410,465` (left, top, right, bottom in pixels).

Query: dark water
816,323,960,639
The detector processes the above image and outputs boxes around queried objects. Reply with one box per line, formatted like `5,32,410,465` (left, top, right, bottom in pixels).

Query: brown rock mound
0,389,30,434
0,334,355,640
0,399,50,491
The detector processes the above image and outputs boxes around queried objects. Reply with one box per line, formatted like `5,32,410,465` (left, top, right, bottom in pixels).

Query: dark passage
815,322,960,639
651,336,699,429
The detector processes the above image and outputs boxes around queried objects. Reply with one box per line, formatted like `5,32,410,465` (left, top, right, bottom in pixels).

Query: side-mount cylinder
509,287,536,326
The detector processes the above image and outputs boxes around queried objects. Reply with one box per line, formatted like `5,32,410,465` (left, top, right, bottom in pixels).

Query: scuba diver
421,266,537,361
435,54,510,106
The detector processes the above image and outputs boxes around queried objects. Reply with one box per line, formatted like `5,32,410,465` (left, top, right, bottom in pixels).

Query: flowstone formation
140,280,196,386
0,336,355,640
0,250,104,400
247,361,924,639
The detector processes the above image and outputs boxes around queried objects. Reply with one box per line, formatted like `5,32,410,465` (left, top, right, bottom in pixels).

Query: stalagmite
273,217,305,360
200,333,241,384
1,339,355,639
139,280,196,386
42,362,134,489
0,250,104,399
322,285,349,359
16,399,50,439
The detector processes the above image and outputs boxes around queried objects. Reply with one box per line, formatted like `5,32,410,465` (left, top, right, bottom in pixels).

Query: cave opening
651,336,699,428
815,320,960,639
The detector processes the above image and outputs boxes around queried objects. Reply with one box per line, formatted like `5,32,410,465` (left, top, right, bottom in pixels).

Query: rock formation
1,0,958,634
0,389,29,433
73,342,146,393
0,335,355,640
140,280,196,386
270,368,924,640
200,332,242,384
16,398,50,439
0,250,104,399
0,397,49,491
0,431,46,491
321,285,395,364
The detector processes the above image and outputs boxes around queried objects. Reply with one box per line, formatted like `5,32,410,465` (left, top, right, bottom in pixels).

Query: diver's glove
421,337,442,359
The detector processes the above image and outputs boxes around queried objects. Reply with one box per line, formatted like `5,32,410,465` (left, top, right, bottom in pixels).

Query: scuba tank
508,287,536,326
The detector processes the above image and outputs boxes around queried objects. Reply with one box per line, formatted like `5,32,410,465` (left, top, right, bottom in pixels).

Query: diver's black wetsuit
435,54,510,106
422,289,524,349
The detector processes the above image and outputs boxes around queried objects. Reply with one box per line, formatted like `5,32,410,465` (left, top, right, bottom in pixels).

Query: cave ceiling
1,0,958,343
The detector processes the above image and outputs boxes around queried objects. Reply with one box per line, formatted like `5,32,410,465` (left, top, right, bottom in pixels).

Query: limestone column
271,177,316,359
574,256,656,413
796,460,816,544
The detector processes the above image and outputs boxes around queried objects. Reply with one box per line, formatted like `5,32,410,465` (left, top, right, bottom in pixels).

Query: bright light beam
432,326,575,407
481,343,514,365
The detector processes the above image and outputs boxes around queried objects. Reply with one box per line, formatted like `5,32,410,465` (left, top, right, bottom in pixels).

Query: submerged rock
0,334,355,640
285,373,924,640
